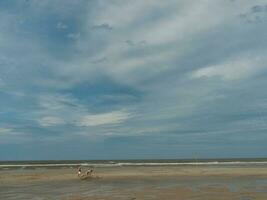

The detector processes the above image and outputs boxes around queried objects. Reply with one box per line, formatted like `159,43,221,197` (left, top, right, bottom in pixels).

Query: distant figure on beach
77,166,82,177
86,169,93,176
77,166,97,180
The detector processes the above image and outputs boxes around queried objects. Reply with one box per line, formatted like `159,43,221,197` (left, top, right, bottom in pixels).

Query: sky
1,0,267,160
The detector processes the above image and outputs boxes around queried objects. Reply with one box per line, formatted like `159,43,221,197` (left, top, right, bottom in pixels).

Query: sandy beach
1,165,267,200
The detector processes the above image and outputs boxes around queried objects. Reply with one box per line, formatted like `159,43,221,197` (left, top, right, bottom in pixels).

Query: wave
1,161,267,168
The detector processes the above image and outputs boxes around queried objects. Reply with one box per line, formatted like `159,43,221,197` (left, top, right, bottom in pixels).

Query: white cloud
92,0,164,27
0,128,11,134
38,94,80,111
38,116,65,127
67,32,80,40
71,0,254,88
56,22,68,29
191,54,266,80
78,110,131,126
133,1,225,45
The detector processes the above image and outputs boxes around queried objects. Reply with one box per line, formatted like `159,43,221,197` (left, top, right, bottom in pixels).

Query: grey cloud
239,3,267,23
92,23,113,31
125,40,146,46
251,5,267,13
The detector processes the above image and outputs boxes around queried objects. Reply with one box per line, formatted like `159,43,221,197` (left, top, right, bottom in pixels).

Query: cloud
92,23,113,31
91,0,162,27
191,54,266,80
67,32,80,40
1,0,267,159
77,110,131,127
38,116,65,127
239,2,267,23
251,5,267,13
125,40,146,46
0,128,11,134
56,22,68,29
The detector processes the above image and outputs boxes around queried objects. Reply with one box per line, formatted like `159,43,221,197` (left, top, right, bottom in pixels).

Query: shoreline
1,159,267,169
1,165,267,182
1,166,267,200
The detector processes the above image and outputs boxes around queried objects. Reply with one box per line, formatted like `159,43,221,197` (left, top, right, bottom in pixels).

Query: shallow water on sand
1,167,267,200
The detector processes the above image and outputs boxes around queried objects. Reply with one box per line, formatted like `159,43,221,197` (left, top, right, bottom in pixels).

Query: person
77,166,82,177
86,169,93,176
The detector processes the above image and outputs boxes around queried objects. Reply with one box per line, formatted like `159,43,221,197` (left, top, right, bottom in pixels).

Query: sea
1,158,267,199
1,158,267,169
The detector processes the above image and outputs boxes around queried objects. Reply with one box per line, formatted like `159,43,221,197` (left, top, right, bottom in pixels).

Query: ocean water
1,158,267,169
1,166,267,200
1,159,267,200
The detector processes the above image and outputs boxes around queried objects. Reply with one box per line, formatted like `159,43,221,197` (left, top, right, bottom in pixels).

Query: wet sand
1,166,267,199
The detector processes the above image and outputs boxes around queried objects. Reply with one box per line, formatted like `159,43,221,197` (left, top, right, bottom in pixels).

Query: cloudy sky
1,0,267,160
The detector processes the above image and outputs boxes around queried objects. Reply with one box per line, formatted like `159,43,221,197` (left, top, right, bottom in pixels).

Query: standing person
77,166,82,177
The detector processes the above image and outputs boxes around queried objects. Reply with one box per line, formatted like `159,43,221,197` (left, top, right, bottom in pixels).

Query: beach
1,165,267,200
